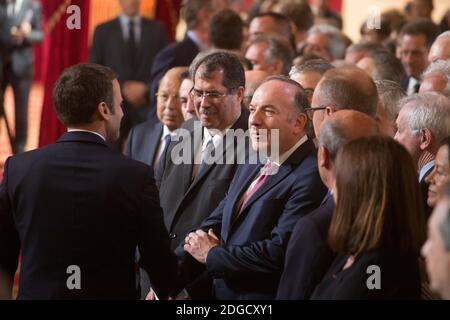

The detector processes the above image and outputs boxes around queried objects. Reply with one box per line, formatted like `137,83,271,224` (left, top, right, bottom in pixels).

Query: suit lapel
230,138,315,229
142,123,163,166
222,164,261,242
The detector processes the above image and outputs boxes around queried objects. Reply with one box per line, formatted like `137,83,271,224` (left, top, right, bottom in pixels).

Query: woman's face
426,145,450,208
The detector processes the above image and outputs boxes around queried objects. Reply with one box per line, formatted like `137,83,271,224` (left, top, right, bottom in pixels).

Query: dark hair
209,9,244,50
180,70,191,82
365,49,406,83
246,34,294,75
330,136,426,255
400,19,440,48
259,75,310,113
192,51,245,92
278,1,314,32
249,11,295,48
181,0,213,30
53,63,117,126
346,42,384,56
317,67,378,117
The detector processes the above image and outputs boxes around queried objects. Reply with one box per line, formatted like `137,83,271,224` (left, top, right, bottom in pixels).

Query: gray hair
399,92,450,144
246,34,294,75
307,24,347,60
374,80,406,121
421,59,450,98
318,118,351,160
289,58,334,78
436,30,450,40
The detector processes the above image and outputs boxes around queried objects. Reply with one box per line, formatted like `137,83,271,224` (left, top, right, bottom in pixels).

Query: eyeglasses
155,92,181,102
303,107,327,121
189,88,235,102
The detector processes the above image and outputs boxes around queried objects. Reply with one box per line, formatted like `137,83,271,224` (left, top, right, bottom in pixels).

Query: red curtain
155,0,182,42
38,0,90,147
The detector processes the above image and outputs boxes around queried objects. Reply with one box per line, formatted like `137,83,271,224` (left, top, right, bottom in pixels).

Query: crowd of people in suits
1,0,450,300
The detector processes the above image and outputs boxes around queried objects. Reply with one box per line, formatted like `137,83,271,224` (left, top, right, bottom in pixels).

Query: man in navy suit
90,0,168,147
398,20,439,95
124,67,187,167
0,0,43,153
148,0,214,122
178,76,327,300
0,63,177,299
277,110,379,299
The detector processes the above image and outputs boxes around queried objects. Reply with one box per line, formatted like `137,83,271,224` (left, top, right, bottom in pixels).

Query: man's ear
235,86,245,104
318,145,330,169
419,128,432,151
325,106,335,117
294,112,308,133
97,102,110,121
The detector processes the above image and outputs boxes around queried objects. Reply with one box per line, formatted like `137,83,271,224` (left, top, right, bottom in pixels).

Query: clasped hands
184,228,219,264
145,229,219,300
10,22,31,45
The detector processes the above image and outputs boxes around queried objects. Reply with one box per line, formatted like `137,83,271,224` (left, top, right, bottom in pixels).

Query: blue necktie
155,134,172,170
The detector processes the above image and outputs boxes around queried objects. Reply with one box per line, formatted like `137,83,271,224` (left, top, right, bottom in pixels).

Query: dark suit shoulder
93,18,120,32
131,119,162,137
293,198,333,240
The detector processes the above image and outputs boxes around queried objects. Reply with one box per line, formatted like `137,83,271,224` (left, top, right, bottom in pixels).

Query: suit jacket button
169,233,177,239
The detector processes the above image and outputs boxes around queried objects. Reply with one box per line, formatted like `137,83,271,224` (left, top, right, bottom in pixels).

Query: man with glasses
155,51,249,299
177,76,326,300
306,66,378,137
125,67,187,169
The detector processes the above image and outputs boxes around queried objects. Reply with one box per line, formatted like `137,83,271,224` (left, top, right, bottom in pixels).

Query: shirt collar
202,125,233,151
119,14,141,26
270,134,308,166
419,160,435,182
187,30,209,51
161,125,176,141
67,129,106,141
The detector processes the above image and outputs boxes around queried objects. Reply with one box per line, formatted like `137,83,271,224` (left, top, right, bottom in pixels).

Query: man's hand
122,81,149,107
184,229,219,264
10,23,32,46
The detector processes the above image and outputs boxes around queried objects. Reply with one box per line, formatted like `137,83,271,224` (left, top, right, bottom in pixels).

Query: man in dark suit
124,67,187,167
0,63,177,299
148,0,214,122
0,0,42,154
150,51,248,299
277,110,379,300
90,0,168,147
178,76,327,300
398,20,439,95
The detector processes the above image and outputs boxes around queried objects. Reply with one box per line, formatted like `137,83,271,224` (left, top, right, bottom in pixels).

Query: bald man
428,31,450,63
243,69,270,109
308,66,378,137
124,67,186,168
277,110,379,299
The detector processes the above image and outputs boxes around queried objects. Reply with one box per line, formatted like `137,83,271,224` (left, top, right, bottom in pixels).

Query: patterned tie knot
260,159,277,176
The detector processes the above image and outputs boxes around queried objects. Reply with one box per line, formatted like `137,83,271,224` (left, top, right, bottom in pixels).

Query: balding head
311,66,378,136
156,67,188,130
429,31,450,63
317,110,379,189
319,110,379,160
244,70,270,109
